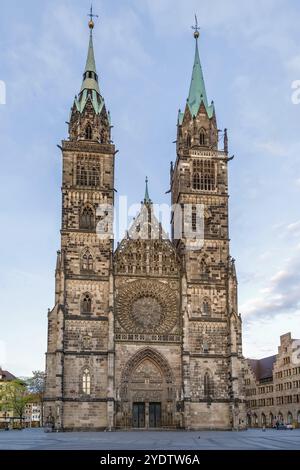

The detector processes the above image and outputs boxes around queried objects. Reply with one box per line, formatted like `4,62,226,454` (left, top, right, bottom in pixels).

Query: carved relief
120,348,174,402
81,334,93,350
114,238,180,276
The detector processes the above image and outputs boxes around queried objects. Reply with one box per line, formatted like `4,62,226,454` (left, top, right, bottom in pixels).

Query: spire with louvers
80,27,100,95
74,11,105,115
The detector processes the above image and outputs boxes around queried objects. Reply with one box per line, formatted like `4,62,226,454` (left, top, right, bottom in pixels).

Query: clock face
116,279,178,334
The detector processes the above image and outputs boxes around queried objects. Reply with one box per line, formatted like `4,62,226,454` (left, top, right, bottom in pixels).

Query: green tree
26,371,45,396
0,380,31,428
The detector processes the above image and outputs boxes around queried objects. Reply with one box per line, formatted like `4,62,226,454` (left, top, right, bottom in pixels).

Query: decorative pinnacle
191,14,200,39
144,176,151,204
88,4,99,30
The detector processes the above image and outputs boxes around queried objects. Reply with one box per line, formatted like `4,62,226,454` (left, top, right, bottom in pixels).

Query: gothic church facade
44,18,246,430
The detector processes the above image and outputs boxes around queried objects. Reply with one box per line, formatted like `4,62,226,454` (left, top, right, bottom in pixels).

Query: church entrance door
132,402,145,428
149,402,161,428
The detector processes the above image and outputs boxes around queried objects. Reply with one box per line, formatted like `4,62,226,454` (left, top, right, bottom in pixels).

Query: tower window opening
204,372,214,398
192,159,216,191
186,133,191,147
199,129,206,146
76,157,100,187
85,124,92,140
82,368,91,395
82,250,94,271
82,293,92,314
202,299,211,316
80,206,95,230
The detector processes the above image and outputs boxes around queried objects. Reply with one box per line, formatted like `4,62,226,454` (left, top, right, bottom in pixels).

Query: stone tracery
116,279,178,334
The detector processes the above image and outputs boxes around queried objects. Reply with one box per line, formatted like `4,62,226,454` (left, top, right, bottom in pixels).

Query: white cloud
243,311,300,359
287,220,300,236
240,250,300,319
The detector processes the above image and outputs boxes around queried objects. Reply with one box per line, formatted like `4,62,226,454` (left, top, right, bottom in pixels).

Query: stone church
44,16,246,430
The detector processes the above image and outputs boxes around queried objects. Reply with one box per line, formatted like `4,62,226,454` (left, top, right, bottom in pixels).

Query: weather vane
88,4,99,29
191,14,200,39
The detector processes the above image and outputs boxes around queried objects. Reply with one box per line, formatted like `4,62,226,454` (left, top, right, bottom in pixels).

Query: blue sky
1,0,300,376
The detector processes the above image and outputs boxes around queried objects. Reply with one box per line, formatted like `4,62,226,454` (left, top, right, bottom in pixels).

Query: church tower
44,15,115,430
171,22,246,429
44,13,245,431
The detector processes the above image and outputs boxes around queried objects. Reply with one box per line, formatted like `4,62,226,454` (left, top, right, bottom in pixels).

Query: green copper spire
144,176,152,204
74,8,106,115
187,38,208,115
80,26,100,95
178,17,214,124
85,30,97,74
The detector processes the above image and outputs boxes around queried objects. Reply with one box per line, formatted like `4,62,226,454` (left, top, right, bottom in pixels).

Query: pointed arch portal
117,348,176,428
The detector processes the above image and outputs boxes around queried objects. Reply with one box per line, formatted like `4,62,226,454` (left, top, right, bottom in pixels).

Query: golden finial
88,4,99,30
191,14,200,39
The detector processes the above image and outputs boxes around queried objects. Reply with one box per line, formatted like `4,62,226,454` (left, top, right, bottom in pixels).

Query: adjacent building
24,402,42,427
244,333,300,428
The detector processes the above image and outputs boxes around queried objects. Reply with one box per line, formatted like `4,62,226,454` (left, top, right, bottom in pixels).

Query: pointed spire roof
85,30,97,74
144,176,152,204
187,38,208,115
178,21,214,124
74,13,106,115
80,28,100,95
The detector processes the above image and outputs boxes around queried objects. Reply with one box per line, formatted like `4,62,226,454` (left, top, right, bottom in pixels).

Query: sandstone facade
44,21,246,430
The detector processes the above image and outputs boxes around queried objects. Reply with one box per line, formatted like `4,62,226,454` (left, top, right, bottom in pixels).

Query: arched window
202,298,211,316
297,411,300,424
186,133,191,147
82,368,91,395
80,206,95,230
287,412,293,424
81,249,93,272
85,124,92,140
199,129,206,146
193,159,216,191
269,413,274,427
76,157,101,187
203,341,209,354
261,413,266,427
82,293,92,314
204,371,213,399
